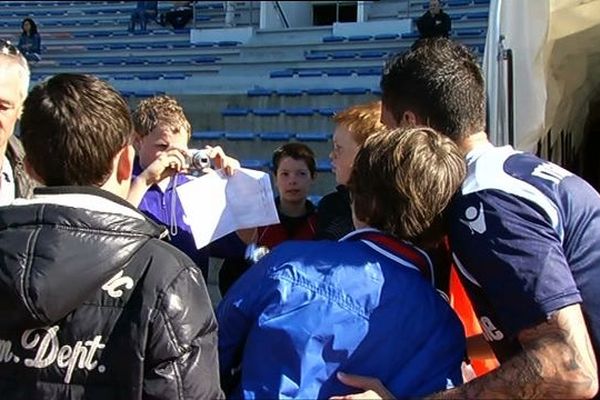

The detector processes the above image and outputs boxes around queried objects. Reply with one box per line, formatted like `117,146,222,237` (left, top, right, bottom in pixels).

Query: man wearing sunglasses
0,39,37,203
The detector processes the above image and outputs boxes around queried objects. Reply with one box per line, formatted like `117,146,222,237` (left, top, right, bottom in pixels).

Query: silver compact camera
186,149,211,170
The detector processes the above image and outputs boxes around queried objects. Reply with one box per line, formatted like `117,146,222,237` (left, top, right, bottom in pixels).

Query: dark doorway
581,95,600,191
313,1,357,26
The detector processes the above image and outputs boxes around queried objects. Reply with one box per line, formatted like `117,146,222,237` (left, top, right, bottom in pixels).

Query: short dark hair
21,74,133,186
349,127,466,247
381,38,485,142
272,142,316,178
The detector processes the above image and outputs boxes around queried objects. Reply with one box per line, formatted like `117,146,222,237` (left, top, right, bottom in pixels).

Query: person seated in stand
17,18,41,62
128,0,158,32
416,0,451,39
316,100,384,240
217,127,467,399
128,95,246,280
161,1,194,30
218,142,318,296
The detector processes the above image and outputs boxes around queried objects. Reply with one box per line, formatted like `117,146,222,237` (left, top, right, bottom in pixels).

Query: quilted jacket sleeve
144,265,224,399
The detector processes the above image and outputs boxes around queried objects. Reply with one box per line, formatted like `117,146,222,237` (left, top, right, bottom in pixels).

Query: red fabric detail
257,214,317,249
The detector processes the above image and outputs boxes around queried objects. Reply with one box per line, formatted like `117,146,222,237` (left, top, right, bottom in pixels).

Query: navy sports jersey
448,143,600,364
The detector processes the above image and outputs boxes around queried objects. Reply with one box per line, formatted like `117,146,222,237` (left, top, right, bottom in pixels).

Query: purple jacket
133,159,246,277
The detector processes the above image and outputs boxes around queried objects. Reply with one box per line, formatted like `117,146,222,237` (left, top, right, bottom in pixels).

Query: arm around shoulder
428,303,598,399
144,265,224,399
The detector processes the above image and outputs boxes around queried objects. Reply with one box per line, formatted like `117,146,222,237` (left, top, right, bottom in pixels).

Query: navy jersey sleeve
449,190,582,338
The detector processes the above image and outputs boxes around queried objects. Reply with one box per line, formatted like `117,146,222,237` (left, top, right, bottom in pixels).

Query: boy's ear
116,145,135,183
132,133,143,152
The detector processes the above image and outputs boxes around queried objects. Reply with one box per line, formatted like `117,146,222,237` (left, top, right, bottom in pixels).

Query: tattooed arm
331,304,597,400
428,303,598,399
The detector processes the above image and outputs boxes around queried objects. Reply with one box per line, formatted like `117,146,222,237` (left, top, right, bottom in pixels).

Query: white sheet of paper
176,168,280,249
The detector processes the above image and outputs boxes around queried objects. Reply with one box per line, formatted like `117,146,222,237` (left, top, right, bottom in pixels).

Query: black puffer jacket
0,186,223,399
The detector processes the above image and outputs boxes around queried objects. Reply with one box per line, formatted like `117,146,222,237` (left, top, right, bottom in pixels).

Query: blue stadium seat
193,56,219,63
298,70,323,77
171,42,191,48
331,51,356,60
322,35,346,43
146,59,169,66
191,41,215,47
450,13,465,20
163,73,188,80
338,87,370,95
104,59,125,66
87,44,105,51
316,159,332,172
217,40,241,47
252,108,281,117
129,43,148,49
59,60,79,67
137,73,163,80
358,50,387,59
455,28,484,37
374,33,400,40
113,74,134,80
327,68,353,77
306,88,336,96
276,88,303,96
225,131,255,141
295,132,330,142
466,11,488,19
284,107,315,117
371,88,383,96
270,70,294,78
192,131,224,140
80,59,101,66
401,31,420,39
240,159,266,170
473,0,490,3
247,88,273,97
112,31,131,37
356,67,383,76
305,52,329,60
447,0,472,6
348,35,372,42
125,58,146,65
318,107,342,117
222,108,250,117
259,132,292,141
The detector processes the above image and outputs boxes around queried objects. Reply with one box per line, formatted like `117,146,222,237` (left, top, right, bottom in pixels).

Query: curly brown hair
131,95,191,138
348,126,466,247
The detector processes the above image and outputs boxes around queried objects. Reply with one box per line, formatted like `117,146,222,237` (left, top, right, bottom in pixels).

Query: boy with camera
128,95,245,279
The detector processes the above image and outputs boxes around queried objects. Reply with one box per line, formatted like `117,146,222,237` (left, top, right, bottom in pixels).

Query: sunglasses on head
0,39,20,57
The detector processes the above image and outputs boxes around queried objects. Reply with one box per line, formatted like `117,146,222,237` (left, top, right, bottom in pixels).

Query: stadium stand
0,0,490,195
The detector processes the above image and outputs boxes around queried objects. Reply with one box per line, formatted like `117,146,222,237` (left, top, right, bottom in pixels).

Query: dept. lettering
0,326,106,384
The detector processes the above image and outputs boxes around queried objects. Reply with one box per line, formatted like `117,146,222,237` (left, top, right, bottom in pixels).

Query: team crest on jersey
461,202,486,234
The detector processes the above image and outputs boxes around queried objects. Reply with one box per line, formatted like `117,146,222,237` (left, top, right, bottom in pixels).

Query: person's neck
456,131,491,155
279,198,306,217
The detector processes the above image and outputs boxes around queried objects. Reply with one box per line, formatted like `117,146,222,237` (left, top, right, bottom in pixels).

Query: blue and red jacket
217,227,465,399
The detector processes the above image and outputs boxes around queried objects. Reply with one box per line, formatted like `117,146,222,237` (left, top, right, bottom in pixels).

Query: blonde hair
333,101,384,145
132,95,191,138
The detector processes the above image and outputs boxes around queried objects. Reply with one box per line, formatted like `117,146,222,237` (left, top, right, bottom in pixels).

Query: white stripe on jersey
463,145,564,241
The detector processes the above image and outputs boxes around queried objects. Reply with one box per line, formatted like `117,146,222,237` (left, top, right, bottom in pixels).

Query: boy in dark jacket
0,74,223,399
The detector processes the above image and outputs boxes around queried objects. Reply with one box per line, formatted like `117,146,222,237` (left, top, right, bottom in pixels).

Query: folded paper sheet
176,168,280,249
